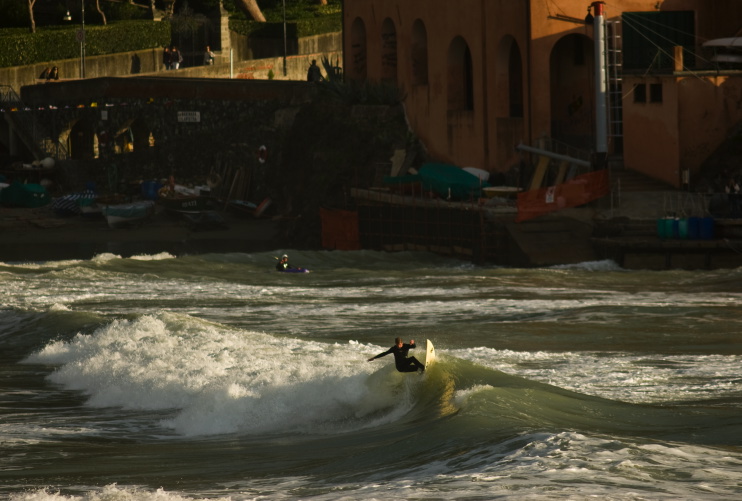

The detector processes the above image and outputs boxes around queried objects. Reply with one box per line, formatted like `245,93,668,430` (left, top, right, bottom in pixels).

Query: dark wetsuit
371,342,425,372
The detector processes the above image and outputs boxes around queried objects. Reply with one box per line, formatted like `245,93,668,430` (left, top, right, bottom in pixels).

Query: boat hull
101,200,155,228
158,196,216,214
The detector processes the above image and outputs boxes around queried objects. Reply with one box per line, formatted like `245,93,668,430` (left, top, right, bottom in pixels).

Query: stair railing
0,85,69,160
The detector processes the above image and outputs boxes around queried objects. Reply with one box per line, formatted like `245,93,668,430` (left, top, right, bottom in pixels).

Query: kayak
278,267,310,273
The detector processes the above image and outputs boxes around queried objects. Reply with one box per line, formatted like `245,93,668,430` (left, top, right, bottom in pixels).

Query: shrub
0,21,171,68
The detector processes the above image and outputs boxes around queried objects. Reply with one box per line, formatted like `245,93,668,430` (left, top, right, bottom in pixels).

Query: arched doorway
549,33,594,149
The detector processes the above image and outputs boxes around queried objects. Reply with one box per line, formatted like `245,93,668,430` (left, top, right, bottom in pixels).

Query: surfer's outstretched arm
367,347,392,362
368,338,416,363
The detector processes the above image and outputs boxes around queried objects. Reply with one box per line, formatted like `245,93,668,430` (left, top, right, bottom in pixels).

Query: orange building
343,0,742,188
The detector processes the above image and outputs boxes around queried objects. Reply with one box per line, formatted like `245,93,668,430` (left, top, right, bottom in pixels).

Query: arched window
411,19,429,86
349,17,368,80
447,36,474,111
496,36,525,118
381,18,397,82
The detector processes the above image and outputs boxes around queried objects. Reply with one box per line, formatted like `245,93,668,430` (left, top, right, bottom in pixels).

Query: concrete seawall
0,32,342,94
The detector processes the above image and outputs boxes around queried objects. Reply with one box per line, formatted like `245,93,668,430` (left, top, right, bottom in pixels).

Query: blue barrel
687,217,701,239
700,217,715,240
141,181,161,200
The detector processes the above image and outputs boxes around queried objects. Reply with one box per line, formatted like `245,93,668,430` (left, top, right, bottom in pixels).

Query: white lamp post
282,0,287,77
80,0,86,78
65,2,85,78
587,1,607,168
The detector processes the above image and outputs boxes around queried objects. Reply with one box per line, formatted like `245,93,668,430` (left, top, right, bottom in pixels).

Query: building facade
343,0,742,188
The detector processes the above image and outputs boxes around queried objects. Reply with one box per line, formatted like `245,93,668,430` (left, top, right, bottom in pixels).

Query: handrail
0,85,69,160
0,85,23,106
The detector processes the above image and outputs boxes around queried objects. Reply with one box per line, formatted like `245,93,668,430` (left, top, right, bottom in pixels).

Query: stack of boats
49,178,273,230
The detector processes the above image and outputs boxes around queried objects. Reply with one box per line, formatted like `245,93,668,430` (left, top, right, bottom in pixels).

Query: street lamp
282,0,287,77
63,2,85,78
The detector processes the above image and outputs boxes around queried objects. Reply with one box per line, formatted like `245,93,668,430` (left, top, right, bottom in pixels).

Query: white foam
24,314,409,437
453,347,742,404
9,484,211,501
90,253,123,263
128,252,176,261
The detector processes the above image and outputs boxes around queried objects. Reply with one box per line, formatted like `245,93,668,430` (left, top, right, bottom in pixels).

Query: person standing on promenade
163,47,171,70
307,59,323,82
204,46,215,65
171,46,183,70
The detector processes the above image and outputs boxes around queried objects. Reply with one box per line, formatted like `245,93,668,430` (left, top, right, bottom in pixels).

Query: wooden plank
529,155,550,191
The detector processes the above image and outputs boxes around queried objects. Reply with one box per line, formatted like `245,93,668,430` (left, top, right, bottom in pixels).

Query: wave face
1,251,742,500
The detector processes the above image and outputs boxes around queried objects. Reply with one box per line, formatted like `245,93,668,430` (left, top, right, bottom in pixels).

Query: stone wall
0,32,343,95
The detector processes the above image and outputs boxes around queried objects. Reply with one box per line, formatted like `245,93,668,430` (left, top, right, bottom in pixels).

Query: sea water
1,250,741,500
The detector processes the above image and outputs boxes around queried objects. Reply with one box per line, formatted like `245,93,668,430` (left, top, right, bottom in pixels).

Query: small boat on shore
101,200,154,228
226,197,272,218
182,210,228,231
158,194,217,215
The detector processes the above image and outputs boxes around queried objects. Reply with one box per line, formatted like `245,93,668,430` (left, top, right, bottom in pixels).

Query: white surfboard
424,339,436,368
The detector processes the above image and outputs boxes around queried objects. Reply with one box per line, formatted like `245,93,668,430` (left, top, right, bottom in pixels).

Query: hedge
0,20,171,68
229,13,341,39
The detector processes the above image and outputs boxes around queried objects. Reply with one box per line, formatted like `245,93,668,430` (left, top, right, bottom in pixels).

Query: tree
163,0,176,19
234,0,265,22
27,0,37,33
95,0,108,24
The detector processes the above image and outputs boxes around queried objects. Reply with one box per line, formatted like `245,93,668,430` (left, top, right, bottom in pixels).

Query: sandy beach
0,205,285,262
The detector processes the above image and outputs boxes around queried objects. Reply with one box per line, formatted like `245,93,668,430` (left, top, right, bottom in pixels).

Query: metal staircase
0,85,68,161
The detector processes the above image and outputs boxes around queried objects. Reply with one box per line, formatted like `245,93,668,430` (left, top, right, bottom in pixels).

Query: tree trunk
234,0,266,22
163,0,176,19
27,0,37,33
95,0,107,25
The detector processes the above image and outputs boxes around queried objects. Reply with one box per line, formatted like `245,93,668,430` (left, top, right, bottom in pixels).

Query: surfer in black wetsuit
367,337,425,373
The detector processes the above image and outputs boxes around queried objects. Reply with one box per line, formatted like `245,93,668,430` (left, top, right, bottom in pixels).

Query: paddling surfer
276,254,291,271
368,337,425,373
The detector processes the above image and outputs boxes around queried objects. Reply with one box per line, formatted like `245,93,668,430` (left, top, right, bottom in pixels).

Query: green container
677,218,689,239
662,218,677,239
657,218,668,238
